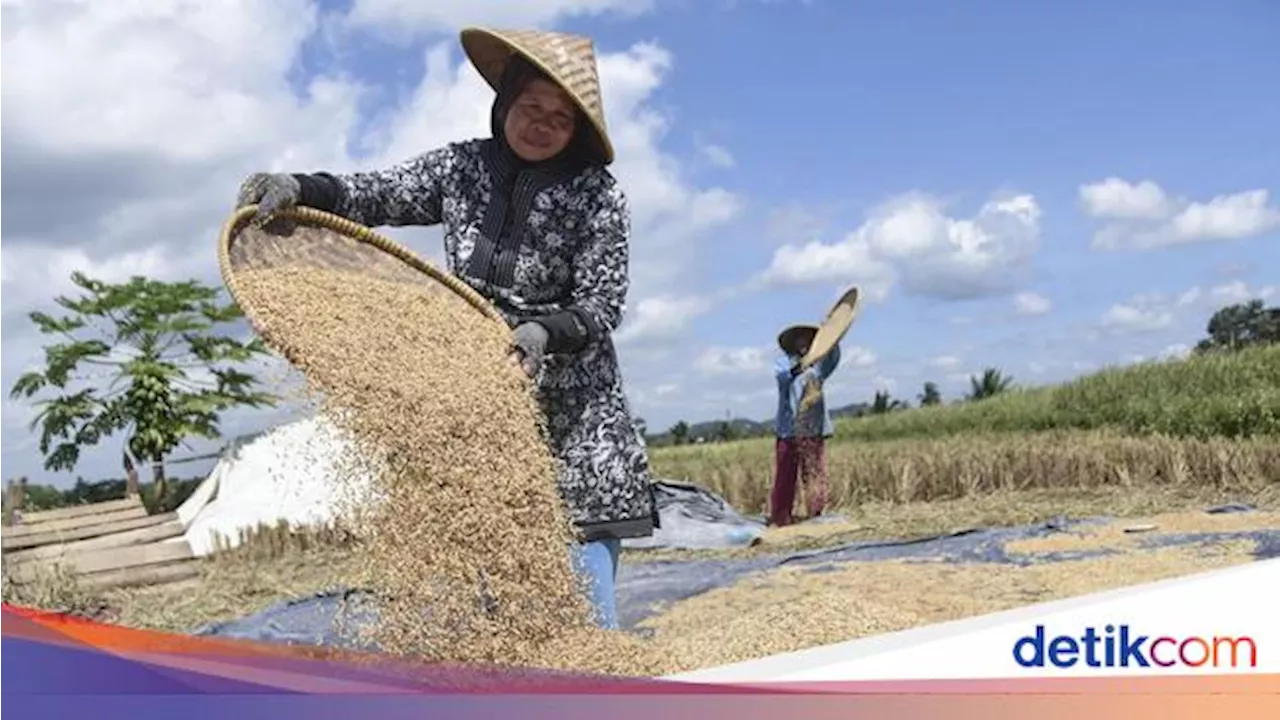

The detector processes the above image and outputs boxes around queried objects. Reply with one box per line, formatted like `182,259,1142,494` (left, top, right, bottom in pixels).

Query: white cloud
1209,280,1276,306
1013,291,1052,316
758,236,897,300
344,0,653,39
1,0,736,482
841,346,878,368
694,346,769,376
696,142,736,169
1158,343,1192,361
1080,178,1280,250
759,191,1041,301
613,295,712,344
930,355,963,370
1172,281,1276,311
1176,287,1204,307
1100,302,1174,334
871,375,897,392
1078,178,1172,220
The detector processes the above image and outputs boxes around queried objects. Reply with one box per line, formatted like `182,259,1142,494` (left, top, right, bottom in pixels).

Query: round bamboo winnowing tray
217,205,509,362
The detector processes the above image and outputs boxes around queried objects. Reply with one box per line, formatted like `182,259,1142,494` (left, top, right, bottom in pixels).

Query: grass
649,346,1280,517
651,430,1280,517
815,344,1280,442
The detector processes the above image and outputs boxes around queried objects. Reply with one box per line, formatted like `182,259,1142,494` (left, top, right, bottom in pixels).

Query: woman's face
503,78,577,162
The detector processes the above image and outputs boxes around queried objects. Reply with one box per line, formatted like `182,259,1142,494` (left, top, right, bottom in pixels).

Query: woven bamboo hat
460,27,615,165
777,325,819,355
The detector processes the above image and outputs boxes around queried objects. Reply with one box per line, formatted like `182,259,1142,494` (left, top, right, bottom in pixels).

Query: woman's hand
236,173,302,226
509,322,549,378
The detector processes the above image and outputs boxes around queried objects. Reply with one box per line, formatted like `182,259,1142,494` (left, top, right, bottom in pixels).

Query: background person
769,324,841,527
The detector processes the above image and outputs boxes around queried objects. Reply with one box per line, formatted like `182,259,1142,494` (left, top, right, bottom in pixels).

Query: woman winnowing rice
233,27,657,631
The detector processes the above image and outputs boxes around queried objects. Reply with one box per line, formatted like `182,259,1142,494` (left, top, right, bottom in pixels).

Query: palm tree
919,381,942,406
967,368,1014,401
870,389,908,414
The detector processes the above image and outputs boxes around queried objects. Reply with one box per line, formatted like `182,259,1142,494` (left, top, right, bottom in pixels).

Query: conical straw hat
460,27,615,164
777,325,819,355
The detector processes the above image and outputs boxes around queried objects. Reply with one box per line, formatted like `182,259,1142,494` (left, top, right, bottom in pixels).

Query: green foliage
831,344,1280,442
1195,300,1280,353
9,272,278,474
668,420,691,445
715,420,739,442
918,381,942,407
4,475,204,515
967,367,1015,401
870,390,907,414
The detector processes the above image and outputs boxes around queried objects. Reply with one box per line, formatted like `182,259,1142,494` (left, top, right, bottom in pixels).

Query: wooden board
14,497,143,525
78,559,202,593
7,542,194,581
2,512,178,552
5,521,186,563
4,505,150,537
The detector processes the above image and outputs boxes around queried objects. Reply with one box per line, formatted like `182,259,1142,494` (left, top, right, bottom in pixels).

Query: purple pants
769,436,828,527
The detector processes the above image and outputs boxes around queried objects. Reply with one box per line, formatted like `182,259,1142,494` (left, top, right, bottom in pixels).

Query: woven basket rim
803,286,860,367
217,205,509,363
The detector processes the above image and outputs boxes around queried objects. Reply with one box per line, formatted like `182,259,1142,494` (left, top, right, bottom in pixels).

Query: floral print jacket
301,138,658,542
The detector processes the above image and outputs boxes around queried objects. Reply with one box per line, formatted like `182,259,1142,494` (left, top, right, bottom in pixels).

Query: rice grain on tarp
232,266,664,673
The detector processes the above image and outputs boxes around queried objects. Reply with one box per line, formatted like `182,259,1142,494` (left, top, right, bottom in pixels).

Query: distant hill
644,401,871,447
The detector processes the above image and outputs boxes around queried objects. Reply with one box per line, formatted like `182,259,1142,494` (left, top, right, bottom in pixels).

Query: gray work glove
510,322,549,379
235,173,301,226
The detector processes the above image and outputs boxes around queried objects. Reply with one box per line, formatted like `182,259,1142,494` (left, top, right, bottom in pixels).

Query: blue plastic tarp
195,492,1277,647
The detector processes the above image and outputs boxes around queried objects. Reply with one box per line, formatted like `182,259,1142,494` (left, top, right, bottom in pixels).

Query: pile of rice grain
232,265,664,674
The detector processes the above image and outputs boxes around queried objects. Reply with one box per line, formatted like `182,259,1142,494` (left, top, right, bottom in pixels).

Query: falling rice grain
232,266,665,674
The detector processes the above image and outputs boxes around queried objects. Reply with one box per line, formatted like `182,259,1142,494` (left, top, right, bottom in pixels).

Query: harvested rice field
1003,509,1280,556
71,492,1274,677
639,541,1260,672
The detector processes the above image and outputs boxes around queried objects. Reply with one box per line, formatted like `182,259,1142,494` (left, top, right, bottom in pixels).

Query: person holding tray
233,27,656,631
769,324,841,527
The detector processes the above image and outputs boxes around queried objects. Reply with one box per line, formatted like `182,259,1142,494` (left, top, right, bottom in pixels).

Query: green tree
967,367,1014,401
870,390,907,414
1194,299,1280,354
715,420,739,443
669,420,690,446
9,272,278,504
918,381,942,406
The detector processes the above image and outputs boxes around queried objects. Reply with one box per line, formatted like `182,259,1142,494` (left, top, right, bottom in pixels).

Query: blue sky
3,0,1278,485
602,0,1279,421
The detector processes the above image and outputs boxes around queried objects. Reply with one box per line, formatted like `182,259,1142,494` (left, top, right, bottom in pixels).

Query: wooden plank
5,522,186,563
7,542,194,580
16,497,143,525
2,512,178,552
78,560,202,593
6,506,149,537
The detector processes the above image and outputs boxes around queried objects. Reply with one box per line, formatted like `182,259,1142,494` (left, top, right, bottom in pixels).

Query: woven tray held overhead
217,205,508,359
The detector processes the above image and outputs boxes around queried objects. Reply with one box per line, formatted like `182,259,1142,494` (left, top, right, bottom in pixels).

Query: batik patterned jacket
309,138,657,542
